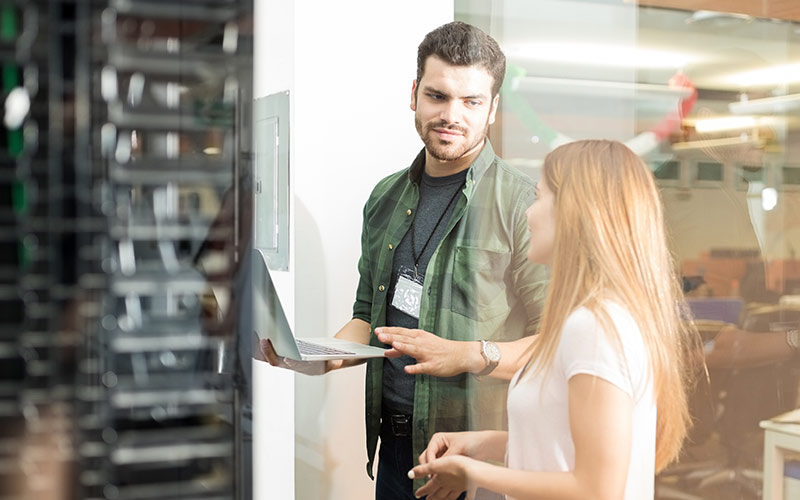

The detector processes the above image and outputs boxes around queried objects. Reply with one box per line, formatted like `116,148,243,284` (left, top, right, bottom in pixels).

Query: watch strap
477,340,499,376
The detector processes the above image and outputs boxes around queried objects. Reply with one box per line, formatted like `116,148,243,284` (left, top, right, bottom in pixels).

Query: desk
761,409,800,499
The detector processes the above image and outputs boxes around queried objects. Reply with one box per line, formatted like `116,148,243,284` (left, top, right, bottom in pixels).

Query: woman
406,140,699,500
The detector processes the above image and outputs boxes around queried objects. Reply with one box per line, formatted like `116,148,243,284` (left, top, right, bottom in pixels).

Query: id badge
391,266,424,319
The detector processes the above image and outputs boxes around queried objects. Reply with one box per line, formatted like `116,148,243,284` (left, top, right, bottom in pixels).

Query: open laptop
252,248,388,361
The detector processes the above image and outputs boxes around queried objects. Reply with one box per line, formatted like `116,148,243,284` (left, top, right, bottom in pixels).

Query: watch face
485,341,501,362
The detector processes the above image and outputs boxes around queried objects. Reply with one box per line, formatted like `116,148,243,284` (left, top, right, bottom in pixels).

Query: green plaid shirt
353,140,548,482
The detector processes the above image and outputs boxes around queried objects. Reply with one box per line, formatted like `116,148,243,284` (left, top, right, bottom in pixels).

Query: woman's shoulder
563,301,637,330
558,302,650,397
560,302,643,351
561,305,603,336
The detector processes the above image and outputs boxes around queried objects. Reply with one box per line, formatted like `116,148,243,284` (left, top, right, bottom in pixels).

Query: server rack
0,2,59,498
1,1,254,498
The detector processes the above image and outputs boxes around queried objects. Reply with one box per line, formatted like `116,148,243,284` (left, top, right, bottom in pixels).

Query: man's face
411,56,499,162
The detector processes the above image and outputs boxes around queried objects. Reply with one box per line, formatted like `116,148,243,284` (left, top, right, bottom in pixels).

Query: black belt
383,412,413,437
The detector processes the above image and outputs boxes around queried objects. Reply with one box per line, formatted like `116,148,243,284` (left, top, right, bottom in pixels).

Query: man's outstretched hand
375,327,481,377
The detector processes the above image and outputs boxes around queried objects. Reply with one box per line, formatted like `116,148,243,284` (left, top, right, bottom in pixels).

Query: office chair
702,306,800,497
657,308,800,500
656,320,728,500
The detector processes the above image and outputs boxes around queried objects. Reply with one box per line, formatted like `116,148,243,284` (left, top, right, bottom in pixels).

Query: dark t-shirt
382,169,468,414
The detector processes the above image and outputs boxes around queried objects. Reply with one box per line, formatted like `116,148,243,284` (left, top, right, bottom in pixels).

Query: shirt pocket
451,246,512,322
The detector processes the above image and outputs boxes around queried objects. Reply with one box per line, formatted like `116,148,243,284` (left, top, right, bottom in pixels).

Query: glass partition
458,1,800,499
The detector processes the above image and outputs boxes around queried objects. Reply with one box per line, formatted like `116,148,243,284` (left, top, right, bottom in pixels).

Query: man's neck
424,141,484,178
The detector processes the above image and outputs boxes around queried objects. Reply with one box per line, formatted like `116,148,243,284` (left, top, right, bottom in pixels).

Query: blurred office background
3,1,800,500
459,3,800,499
459,4,800,497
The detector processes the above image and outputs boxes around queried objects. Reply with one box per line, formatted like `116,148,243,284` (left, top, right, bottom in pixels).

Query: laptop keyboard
296,339,355,356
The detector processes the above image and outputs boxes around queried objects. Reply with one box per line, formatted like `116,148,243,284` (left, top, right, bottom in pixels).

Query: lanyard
410,183,463,278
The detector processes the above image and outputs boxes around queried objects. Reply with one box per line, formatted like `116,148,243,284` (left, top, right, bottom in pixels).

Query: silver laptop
252,248,388,361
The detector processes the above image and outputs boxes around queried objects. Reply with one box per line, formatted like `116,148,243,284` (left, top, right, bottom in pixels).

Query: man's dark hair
416,21,506,97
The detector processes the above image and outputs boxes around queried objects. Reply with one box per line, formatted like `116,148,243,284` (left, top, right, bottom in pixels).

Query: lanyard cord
410,183,463,276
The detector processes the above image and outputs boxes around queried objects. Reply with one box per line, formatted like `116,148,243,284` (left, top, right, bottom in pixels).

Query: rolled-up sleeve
352,200,374,324
511,185,549,336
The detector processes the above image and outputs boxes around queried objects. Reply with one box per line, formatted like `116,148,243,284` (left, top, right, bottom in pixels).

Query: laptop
252,248,388,361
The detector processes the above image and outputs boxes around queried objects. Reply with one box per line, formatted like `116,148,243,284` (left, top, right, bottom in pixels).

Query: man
261,21,547,500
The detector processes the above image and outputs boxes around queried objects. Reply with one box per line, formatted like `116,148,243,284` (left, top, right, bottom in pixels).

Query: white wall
252,2,295,500
253,2,453,499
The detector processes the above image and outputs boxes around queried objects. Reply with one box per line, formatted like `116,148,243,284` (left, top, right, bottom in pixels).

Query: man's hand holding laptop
258,334,402,376
259,338,342,375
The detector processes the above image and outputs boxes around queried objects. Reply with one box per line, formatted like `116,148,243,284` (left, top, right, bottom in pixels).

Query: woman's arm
411,374,633,500
419,430,508,466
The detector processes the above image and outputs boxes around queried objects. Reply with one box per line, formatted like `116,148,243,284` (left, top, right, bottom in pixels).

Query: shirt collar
408,139,496,193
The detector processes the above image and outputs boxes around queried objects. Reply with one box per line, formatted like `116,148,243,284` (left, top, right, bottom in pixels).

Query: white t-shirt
506,302,656,500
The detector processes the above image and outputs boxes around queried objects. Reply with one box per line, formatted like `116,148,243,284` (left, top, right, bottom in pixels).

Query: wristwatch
477,340,501,376
786,329,800,352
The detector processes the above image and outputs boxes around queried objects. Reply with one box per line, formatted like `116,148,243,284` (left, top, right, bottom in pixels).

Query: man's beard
415,116,489,162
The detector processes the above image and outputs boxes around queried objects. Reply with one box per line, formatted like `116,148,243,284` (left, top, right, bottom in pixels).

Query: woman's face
525,180,556,266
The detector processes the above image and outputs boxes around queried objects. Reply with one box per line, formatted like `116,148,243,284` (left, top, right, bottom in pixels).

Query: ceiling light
693,116,778,133
723,62,800,87
729,93,800,114
515,76,693,99
762,187,777,211
507,42,696,69
694,116,754,133
671,135,764,151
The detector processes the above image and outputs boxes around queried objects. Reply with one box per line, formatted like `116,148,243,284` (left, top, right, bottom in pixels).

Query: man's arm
332,317,374,369
259,317,381,374
375,328,536,380
258,187,389,373
373,183,546,380
375,182,547,380
510,183,549,336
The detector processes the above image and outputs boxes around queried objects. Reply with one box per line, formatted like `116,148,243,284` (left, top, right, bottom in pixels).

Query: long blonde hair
521,140,698,472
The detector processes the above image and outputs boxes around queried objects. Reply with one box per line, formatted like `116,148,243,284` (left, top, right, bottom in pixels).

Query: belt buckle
390,414,411,437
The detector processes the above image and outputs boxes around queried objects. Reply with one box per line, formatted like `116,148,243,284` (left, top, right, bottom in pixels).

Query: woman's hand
411,431,507,499
409,455,477,500
421,430,508,466
419,432,477,465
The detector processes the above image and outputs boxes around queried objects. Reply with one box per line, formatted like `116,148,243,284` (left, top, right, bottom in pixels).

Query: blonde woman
402,140,698,500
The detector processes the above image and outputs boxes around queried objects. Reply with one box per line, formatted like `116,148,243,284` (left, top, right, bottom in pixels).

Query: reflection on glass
458,1,800,498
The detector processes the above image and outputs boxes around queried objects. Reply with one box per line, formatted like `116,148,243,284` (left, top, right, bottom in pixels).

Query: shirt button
406,209,412,216
388,244,393,250
379,285,385,292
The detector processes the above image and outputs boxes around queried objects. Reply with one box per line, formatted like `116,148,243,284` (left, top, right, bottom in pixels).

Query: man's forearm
332,317,373,370
464,336,537,381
